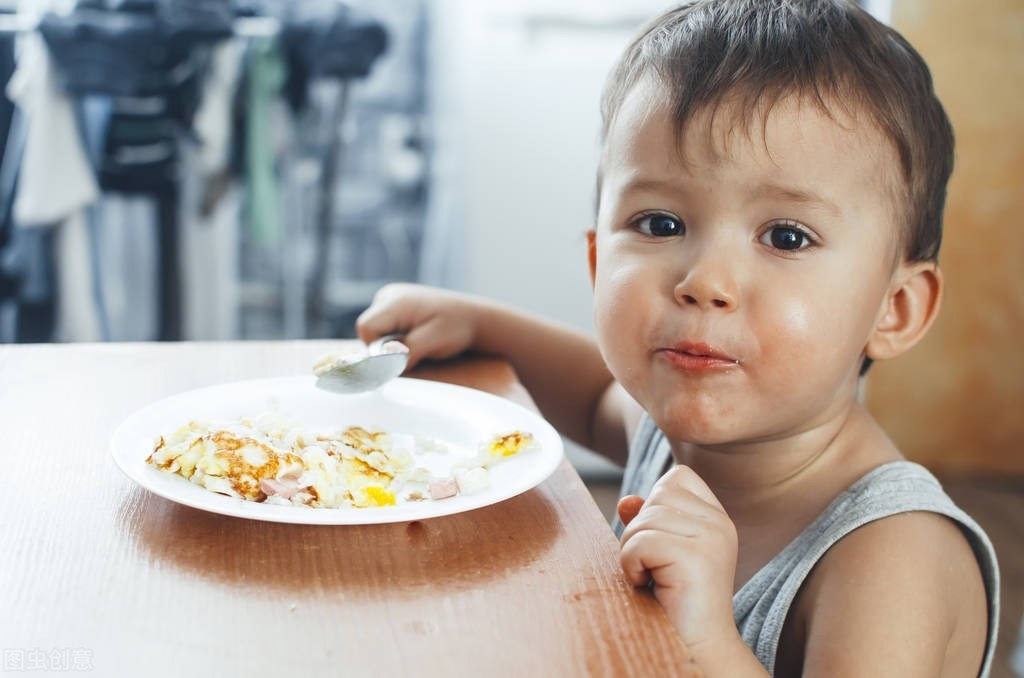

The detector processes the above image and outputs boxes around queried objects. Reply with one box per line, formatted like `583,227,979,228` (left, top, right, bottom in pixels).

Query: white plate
111,376,563,525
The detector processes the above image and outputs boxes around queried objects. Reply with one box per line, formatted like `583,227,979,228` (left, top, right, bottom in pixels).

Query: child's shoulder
780,506,989,676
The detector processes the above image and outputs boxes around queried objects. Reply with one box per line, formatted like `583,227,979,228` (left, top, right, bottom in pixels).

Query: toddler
357,1,999,675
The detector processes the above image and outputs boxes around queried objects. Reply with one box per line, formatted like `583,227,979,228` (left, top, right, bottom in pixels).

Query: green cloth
245,36,286,247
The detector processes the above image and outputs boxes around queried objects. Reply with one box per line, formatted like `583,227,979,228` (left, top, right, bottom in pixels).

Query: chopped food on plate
146,416,536,510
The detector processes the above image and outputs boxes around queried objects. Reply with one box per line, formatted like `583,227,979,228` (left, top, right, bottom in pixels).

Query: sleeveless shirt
612,414,1001,677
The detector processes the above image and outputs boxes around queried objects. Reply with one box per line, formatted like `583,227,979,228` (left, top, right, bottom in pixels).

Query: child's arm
619,468,988,677
779,510,988,677
356,283,641,465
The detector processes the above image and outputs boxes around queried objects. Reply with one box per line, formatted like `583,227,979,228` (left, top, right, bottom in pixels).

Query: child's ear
586,228,598,288
865,262,943,362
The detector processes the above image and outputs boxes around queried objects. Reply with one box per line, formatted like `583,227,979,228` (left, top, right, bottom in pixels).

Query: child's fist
356,283,480,369
618,465,739,650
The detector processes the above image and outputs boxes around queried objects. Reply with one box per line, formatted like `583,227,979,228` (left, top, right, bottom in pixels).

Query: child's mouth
660,342,740,371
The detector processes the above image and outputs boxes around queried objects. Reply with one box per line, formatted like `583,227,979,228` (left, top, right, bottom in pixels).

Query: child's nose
675,290,735,309
672,256,738,311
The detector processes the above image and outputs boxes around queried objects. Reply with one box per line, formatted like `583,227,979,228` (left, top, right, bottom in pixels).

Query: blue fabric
0,107,26,306
77,95,115,341
39,9,165,97
285,8,388,78
0,29,14,192
156,0,233,41
278,5,389,112
2,227,57,342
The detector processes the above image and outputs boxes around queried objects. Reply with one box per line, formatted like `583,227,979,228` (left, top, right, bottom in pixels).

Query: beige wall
866,0,1024,473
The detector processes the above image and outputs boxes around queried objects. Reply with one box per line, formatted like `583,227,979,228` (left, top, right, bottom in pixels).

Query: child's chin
647,406,739,446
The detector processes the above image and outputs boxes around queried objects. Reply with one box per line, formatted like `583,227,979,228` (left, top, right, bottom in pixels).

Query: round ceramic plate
111,376,563,524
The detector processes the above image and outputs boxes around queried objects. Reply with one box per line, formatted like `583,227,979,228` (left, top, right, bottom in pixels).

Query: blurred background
0,1,1020,674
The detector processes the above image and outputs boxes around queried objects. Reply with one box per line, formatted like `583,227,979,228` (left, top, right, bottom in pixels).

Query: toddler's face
592,84,906,445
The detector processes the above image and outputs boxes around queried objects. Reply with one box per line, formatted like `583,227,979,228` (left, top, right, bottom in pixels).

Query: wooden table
0,341,698,677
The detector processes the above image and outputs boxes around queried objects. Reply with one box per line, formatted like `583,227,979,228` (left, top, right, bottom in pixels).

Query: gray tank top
612,415,1000,677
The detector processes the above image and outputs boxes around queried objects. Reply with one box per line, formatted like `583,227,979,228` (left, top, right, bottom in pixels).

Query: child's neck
672,403,896,503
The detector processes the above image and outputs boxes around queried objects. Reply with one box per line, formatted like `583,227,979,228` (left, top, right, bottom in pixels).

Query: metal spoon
313,334,409,394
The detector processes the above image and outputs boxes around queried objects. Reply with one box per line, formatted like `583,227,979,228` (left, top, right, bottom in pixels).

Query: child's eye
632,212,685,237
759,222,814,251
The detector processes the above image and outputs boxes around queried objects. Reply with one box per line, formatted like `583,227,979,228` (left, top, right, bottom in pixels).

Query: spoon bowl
314,335,409,394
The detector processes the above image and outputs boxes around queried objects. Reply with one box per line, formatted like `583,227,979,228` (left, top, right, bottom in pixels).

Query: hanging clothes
193,38,242,179
39,8,166,99
39,4,211,341
40,8,204,192
284,6,388,81
1,26,18,329
180,142,241,341
276,4,389,114
179,38,244,341
91,194,159,341
108,0,233,41
6,31,99,226
244,34,286,247
52,211,104,342
156,0,233,42
2,227,57,342
0,25,14,176
5,30,104,342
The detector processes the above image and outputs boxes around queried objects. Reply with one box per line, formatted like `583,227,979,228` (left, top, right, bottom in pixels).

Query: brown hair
599,0,954,263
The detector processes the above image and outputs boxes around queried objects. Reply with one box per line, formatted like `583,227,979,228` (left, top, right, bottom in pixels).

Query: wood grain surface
0,341,699,677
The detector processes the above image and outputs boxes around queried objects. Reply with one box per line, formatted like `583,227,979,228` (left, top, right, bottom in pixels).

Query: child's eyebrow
753,184,842,217
619,177,680,196
620,177,843,218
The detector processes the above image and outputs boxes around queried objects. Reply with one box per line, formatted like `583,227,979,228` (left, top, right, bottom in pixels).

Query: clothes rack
0,14,278,37
1,5,392,343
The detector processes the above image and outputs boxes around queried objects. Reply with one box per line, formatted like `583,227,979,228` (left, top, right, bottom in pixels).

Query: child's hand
356,283,485,369
618,465,739,652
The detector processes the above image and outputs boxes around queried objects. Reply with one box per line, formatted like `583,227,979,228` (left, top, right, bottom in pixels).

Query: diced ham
260,477,304,499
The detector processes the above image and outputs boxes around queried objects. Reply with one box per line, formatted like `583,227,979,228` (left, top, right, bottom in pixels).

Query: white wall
425,0,668,334
862,0,893,22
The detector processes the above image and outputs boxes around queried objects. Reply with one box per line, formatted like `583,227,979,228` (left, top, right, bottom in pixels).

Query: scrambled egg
487,431,535,460
146,418,536,510
147,419,409,509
